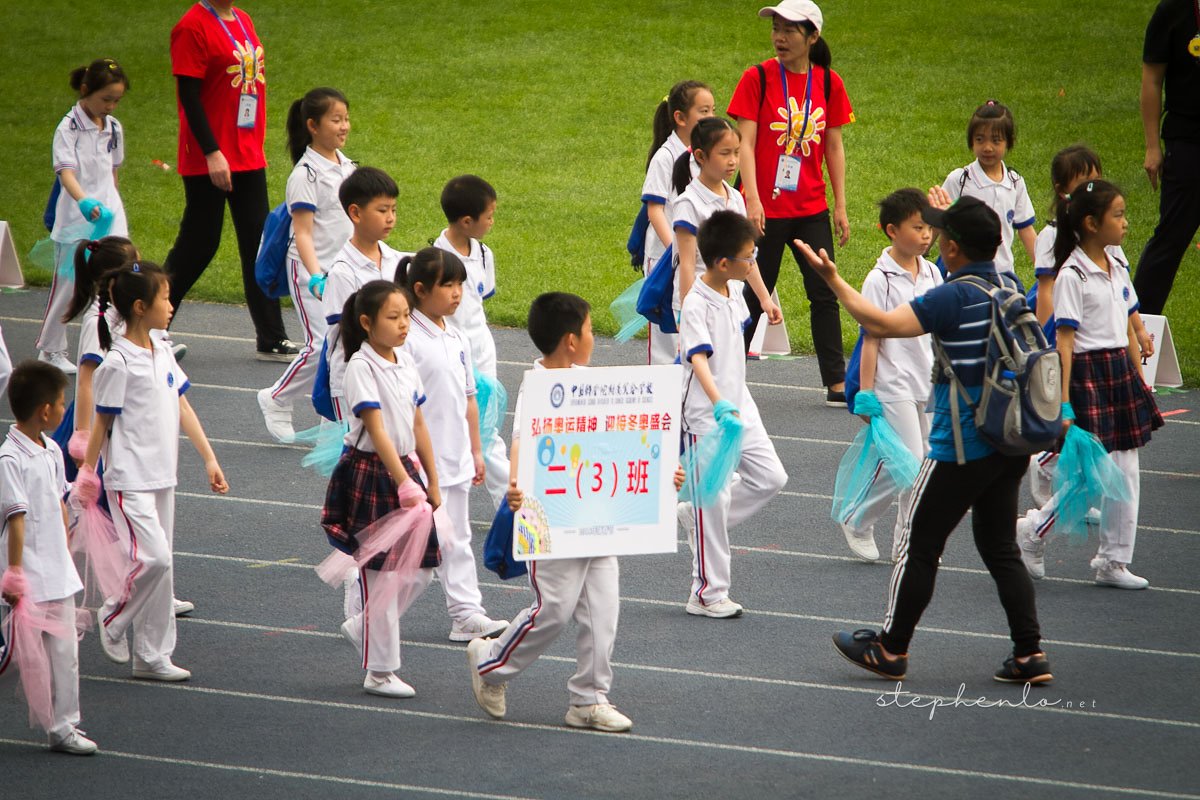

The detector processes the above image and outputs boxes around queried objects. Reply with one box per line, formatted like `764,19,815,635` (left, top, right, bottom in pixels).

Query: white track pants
434,481,486,622
266,259,326,407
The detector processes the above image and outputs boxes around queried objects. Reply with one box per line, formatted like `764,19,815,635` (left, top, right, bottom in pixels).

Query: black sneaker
832,629,907,679
994,652,1053,684
825,389,847,408
256,339,300,363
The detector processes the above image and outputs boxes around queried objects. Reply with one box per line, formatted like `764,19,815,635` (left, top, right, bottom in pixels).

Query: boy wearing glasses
838,188,942,564
677,210,788,619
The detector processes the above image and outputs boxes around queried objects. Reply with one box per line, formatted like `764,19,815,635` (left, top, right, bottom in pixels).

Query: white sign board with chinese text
513,364,682,560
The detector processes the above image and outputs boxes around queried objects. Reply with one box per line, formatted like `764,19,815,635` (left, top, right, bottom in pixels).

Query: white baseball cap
758,0,823,32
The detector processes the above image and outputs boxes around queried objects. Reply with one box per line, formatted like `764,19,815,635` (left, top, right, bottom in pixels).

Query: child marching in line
38,59,130,374
258,88,356,442
322,167,403,422
399,248,508,642
671,117,780,324
79,261,228,680
641,80,714,364
468,292,631,731
1,362,95,754
322,281,441,697
1018,146,1153,578
433,175,510,509
941,101,1036,277
839,189,941,563
1040,181,1163,589
678,211,788,618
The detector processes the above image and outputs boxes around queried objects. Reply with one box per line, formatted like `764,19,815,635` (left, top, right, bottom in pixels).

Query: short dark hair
878,188,929,235
527,292,590,356
967,100,1015,150
440,175,497,223
7,361,68,422
339,166,399,214
698,210,757,268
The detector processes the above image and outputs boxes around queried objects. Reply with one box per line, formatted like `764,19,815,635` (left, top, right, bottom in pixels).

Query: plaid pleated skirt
321,448,441,569
1069,348,1163,452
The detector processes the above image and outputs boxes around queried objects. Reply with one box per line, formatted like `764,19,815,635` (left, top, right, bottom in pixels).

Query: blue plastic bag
1052,423,1132,538
831,391,922,527
610,277,646,343
681,400,744,509
474,369,508,445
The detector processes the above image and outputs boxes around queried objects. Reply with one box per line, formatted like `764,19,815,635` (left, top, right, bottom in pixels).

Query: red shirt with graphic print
727,60,853,219
170,3,267,176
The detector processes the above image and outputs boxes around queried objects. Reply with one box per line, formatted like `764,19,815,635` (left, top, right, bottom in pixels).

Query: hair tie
132,262,141,273
1085,182,1094,192
662,94,669,103
985,99,998,106
1063,193,1072,202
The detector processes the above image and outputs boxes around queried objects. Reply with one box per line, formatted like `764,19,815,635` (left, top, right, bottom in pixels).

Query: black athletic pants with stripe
881,452,1042,658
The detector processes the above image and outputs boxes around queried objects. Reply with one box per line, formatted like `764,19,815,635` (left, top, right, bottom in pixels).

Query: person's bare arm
1141,62,1167,190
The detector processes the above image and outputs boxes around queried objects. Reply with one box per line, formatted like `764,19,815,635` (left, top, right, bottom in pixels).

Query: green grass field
2,1,1196,382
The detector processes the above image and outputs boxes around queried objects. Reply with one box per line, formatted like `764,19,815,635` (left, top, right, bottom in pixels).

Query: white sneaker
170,342,188,362
173,597,195,616
565,703,632,732
677,501,697,558
1016,516,1046,580
466,638,507,718
132,662,191,682
39,350,77,375
257,387,295,443
363,672,415,698
49,727,98,755
99,623,129,664
340,616,363,653
840,522,879,562
685,596,743,618
449,613,508,642
1093,559,1150,590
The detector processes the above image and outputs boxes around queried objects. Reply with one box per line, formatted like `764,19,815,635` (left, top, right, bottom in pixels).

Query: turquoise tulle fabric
832,390,921,527
681,400,744,508
474,368,508,444
1052,423,1132,538
611,278,647,343
296,419,350,477
53,204,115,279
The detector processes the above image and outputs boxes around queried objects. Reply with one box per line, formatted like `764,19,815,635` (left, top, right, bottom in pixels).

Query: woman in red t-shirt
727,0,853,405
163,1,295,361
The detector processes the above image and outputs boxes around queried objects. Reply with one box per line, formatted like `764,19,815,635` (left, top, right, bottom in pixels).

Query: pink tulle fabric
2,567,29,598
67,430,89,462
316,481,434,623
69,499,131,603
5,597,73,731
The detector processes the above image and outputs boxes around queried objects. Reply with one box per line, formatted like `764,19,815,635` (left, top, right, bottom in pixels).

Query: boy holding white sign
678,211,788,618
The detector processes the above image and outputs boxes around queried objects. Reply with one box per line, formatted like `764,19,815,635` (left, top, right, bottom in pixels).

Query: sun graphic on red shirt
226,41,265,95
768,98,826,157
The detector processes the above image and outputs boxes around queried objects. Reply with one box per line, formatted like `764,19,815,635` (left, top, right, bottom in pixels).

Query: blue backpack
311,335,337,421
843,329,865,413
635,244,676,334
255,202,293,300
44,178,62,231
626,203,651,270
483,501,527,580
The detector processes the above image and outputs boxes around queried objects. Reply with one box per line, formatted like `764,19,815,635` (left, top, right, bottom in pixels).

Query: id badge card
237,93,258,129
774,154,802,193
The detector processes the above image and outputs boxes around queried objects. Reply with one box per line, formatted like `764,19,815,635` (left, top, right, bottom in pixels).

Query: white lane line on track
56,675,1200,797
171,551,1200,657
0,737,538,800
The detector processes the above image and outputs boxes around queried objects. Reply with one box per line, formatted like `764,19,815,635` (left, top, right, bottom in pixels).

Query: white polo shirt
1053,246,1139,353
322,240,402,399
641,132,697,267
51,103,128,242
434,231,498,376
0,427,82,604
942,159,1035,275
93,336,188,491
342,345,426,456
670,179,747,308
403,308,476,486
679,278,760,436
1033,223,1128,278
861,249,943,403
285,147,356,270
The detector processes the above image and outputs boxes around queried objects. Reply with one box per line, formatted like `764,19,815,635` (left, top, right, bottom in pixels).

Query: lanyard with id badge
772,60,813,199
201,0,259,129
